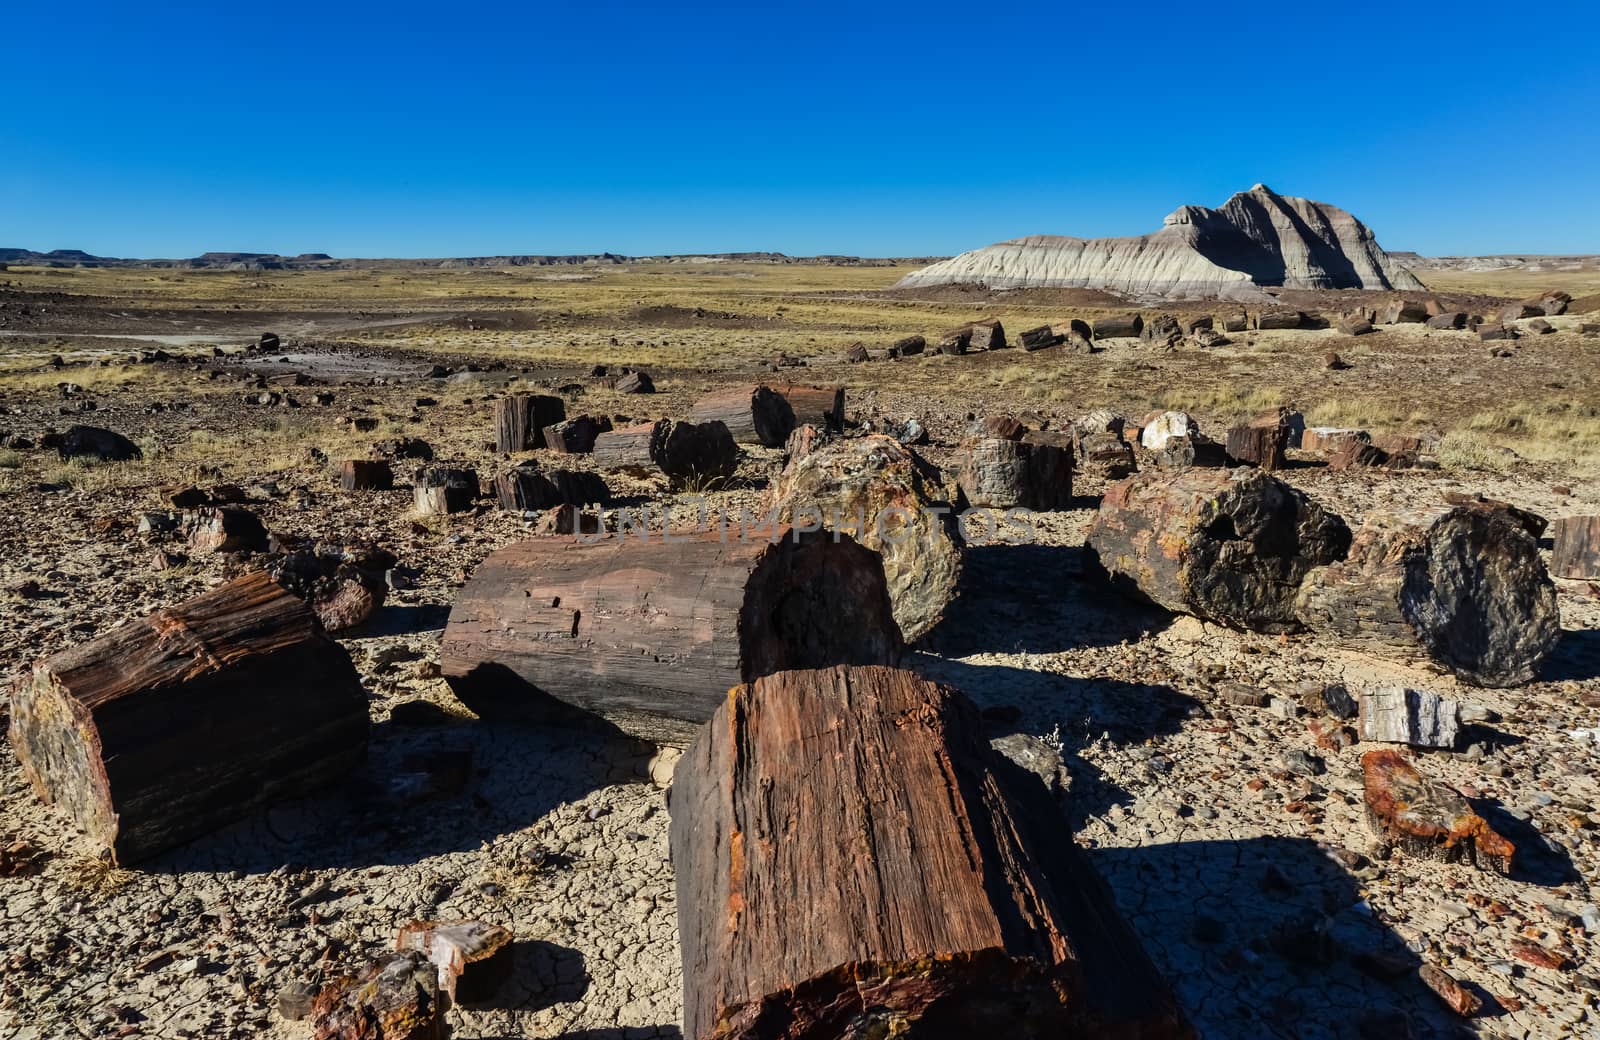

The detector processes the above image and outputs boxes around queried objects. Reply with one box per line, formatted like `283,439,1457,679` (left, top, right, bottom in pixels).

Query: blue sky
5,0,1598,258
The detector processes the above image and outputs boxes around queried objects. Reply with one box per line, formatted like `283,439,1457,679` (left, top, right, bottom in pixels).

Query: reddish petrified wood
1361,750,1514,874
1224,415,1288,470
1087,469,1351,633
1295,504,1560,687
1553,515,1600,579
670,664,1192,1040
441,530,903,743
8,571,367,864
311,952,446,1040
492,463,610,512
395,920,514,1005
494,393,565,452
690,385,797,446
340,459,394,491
1419,964,1483,1017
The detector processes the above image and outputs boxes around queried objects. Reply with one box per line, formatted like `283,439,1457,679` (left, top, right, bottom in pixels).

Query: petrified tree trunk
311,952,446,1040
395,920,514,1004
1225,420,1287,470
1093,314,1143,339
690,385,795,446
1358,687,1460,748
412,466,479,515
768,434,962,642
956,437,1072,510
778,383,846,432
1362,750,1514,874
1074,430,1137,479
590,420,739,485
340,459,394,491
1087,469,1352,633
670,665,1192,1040
494,394,566,452
968,318,1007,350
441,531,904,743
493,464,610,512
543,415,612,454
1552,516,1600,579
1295,504,1560,686
7,571,367,864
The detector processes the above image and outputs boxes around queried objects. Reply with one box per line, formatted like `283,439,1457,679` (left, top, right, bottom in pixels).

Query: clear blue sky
6,0,1598,258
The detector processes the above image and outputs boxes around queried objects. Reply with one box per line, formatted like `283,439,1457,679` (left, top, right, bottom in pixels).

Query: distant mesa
0,247,935,271
897,184,1426,302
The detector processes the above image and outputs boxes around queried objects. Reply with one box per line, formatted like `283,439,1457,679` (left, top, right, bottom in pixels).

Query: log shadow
359,603,451,637
922,543,1171,656
469,939,591,1012
1541,627,1600,682
1090,836,1483,1038
144,711,646,874
914,656,1201,824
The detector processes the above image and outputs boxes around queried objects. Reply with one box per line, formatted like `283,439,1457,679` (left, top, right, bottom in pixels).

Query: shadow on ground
1543,627,1600,682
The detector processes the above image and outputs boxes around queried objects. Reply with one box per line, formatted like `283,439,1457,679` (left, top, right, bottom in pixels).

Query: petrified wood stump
1225,419,1287,471
1552,515,1600,579
412,466,480,515
493,393,565,452
493,463,609,512
543,415,612,454
1295,504,1560,686
670,664,1192,1040
1087,469,1351,633
1362,749,1514,874
311,952,446,1040
956,436,1072,510
8,571,367,864
768,434,962,642
441,530,903,743
690,385,796,446
395,920,514,1005
340,459,394,491
590,420,739,485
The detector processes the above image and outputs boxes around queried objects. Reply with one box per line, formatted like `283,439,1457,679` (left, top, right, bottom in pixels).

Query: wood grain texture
1552,515,1600,579
440,530,903,743
7,571,368,864
1087,468,1351,633
669,665,1191,1040
493,394,565,452
1295,504,1560,686
1362,749,1514,874
956,436,1073,510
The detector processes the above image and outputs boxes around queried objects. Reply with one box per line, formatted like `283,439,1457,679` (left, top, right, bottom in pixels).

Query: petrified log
1220,313,1249,333
412,466,479,515
768,434,962,642
1140,411,1198,451
841,341,869,363
7,571,367,864
441,531,904,743
774,384,845,433
1055,318,1094,349
341,459,394,491
1425,312,1467,330
543,415,612,454
395,920,514,1004
1295,504,1560,686
979,414,1027,440
187,506,270,553
1075,430,1137,479
1382,300,1430,324
957,437,1072,510
936,326,972,355
1141,314,1183,346
1019,325,1059,351
493,463,610,512
1440,491,1544,537
1093,314,1143,339
888,334,925,357
52,425,142,462
1527,317,1555,334
268,544,395,634
1254,309,1304,330
1501,302,1543,321
614,370,655,394
493,393,565,452
590,420,739,485
969,318,1007,350
311,952,446,1040
1362,749,1514,874
1184,315,1214,334
1225,418,1287,470
670,664,1192,1040
1477,324,1517,341
1087,469,1351,633
1358,687,1460,749
690,385,842,446
1303,427,1369,453
1552,516,1600,578
589,421,662,473
1337,317,1374,336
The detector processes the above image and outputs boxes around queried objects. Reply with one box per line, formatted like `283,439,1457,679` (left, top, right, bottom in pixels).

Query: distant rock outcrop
897,185,1426,302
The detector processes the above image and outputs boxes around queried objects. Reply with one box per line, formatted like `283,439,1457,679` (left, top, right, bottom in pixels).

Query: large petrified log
441,531,903,743
768,434,962,642
493,393,565,452
1086,469,1351,632
1224,419,1287,471
543,415,612,454
492,462,609,512
690,384,845,446
775,383,845,433
1552,515,1600,579
670,665,1192,1040
590,420,739,485
1295,504,1560,686
1362,749,1514,874
7,571,367,864
956,436,1072,510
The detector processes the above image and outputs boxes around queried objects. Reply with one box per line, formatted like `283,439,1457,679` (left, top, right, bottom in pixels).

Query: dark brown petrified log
768,434,962,643
1086,469,1351,633
689,385,797,446
543,415,612,454
590,420,739,485
776,383,846,432
440,530,903,743
7,571,367,864
412,465,480,515
1362,749,1515,874
492,463,610,512
493,393,566,452
670,664,1193,1040
1295,504,1560,687
1553,515,1600,579
340,459,394,491
956,436,1072,510
1224,414,1288,471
